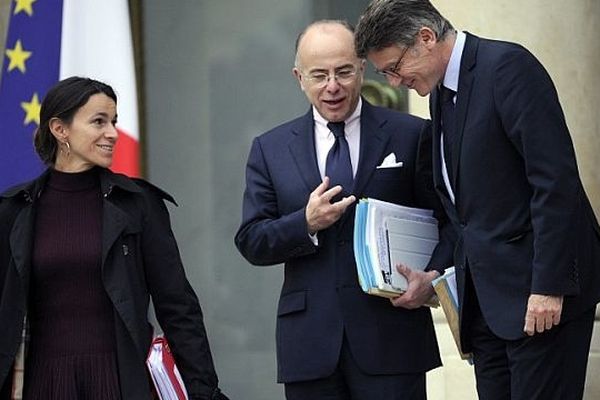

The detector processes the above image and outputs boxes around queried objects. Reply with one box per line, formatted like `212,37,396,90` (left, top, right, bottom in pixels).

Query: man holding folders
235,20,454,400
355,1,600,399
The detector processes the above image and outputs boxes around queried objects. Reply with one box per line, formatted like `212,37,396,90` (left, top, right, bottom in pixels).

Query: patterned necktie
440,86,457,183
326,121,353,200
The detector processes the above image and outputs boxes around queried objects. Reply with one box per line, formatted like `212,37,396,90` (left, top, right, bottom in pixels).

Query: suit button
338,240,346,246
460,221,467,228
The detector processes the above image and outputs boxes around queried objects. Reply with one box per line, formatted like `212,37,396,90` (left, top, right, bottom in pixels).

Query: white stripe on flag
59,0,139,143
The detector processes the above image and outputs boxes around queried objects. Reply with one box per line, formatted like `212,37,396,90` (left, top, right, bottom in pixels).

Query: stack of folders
432,267,473,361
146,336,190,400
353,198,439,299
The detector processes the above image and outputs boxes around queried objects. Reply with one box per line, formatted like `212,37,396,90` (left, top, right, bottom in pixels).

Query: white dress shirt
312,97,362,180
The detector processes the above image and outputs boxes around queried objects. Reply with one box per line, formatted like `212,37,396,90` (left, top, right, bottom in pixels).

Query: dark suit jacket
235,100,454,383
429,33,600,350
0,168,222,400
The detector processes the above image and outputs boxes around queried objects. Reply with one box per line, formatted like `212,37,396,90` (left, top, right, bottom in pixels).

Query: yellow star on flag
5,40,32,73
13,0,37,16
21,93,41,126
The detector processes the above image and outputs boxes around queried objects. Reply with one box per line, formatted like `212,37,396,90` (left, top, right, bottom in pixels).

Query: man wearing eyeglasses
355,1,600,399
235,20,454,400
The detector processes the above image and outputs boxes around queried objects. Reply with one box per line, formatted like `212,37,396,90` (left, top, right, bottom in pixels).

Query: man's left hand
390,264,440,309
523,294,563,336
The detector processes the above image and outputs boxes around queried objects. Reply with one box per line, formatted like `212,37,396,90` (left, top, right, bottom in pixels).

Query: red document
147,336,189,400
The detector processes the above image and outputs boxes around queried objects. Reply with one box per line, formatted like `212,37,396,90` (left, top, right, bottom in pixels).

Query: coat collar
1,167,143,202
1,169,50,203
98,167,142,199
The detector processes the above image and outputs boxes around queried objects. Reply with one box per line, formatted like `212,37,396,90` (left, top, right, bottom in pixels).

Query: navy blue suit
235,100,454,384
430,33,600,399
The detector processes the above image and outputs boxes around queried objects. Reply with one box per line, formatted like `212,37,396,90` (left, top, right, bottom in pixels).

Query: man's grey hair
294,19,355,67
355,0,454,58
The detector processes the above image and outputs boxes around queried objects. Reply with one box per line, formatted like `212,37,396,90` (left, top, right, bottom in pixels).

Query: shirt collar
442,30,466,92
313,97,362,136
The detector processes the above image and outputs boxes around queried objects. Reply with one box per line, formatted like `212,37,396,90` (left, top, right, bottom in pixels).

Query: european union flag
0,0,63,192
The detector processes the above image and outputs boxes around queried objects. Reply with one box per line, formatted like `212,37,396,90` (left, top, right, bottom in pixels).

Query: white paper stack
354,198,439,298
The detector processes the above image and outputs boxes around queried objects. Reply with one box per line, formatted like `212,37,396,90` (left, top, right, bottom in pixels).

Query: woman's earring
62,141,71,158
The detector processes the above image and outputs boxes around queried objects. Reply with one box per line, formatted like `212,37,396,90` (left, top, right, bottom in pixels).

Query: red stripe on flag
112,128,140,177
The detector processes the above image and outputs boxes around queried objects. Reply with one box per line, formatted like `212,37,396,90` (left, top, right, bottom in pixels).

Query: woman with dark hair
0,77,229,400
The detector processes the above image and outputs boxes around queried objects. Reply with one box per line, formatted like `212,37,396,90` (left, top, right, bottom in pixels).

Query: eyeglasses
374,45,410,79
302,66,359,88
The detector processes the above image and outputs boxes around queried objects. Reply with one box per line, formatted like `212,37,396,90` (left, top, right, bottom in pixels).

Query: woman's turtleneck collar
47,167,100,192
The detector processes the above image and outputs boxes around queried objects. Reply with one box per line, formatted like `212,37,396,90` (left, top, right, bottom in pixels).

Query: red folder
146,336,189,400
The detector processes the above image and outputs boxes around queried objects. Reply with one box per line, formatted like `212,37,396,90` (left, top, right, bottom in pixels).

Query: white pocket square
376,152,404,169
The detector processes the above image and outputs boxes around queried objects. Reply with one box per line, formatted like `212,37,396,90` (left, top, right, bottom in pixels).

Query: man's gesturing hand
306,177,356,234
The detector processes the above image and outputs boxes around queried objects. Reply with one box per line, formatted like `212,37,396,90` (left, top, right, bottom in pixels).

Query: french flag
0,0,140,192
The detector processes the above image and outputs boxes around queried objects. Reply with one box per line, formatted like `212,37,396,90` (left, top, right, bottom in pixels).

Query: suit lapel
288,108,323,193
353,101,391,197
452,33,479,190
101,200,129,271
429,89,446,194
336,101,391,229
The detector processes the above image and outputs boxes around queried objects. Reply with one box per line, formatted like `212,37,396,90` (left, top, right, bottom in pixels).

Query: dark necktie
326,121,353,200
440,86,457,183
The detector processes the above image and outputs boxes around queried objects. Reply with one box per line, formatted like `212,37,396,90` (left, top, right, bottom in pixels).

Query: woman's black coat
0,168,222,400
